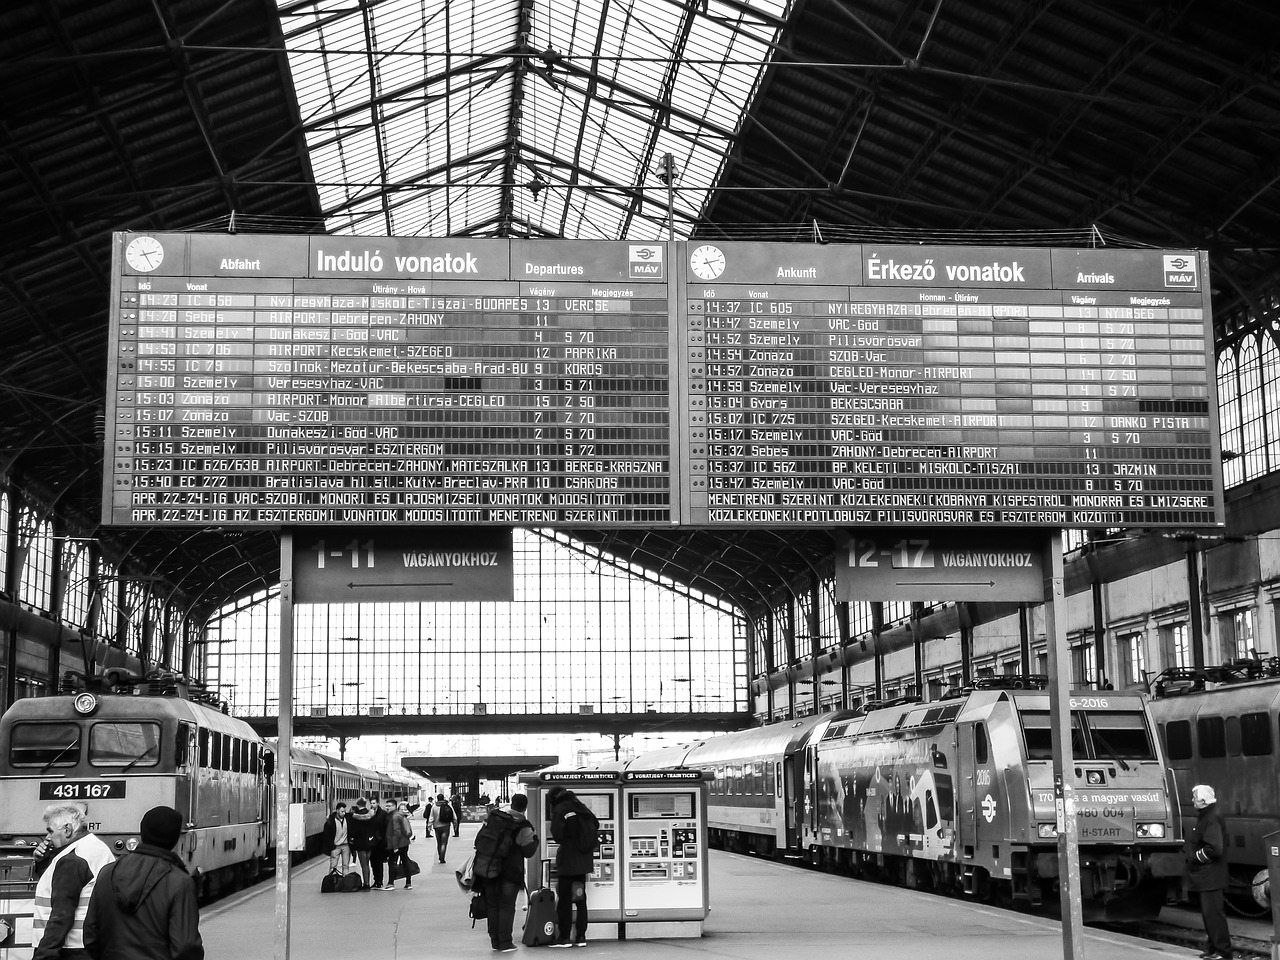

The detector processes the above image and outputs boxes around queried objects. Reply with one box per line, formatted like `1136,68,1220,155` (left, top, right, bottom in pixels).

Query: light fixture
527,170,547,200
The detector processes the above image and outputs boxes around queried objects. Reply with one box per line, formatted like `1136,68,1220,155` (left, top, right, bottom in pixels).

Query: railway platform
201,823,1189,960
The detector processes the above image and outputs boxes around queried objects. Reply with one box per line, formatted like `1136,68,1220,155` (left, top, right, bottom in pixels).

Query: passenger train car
1147,658,1280,915
631,679,1186,921
0,672,423,897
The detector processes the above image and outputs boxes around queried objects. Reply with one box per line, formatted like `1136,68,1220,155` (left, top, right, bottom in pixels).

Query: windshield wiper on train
39,738,80,774
119,744,158,773
1090,730,1130,772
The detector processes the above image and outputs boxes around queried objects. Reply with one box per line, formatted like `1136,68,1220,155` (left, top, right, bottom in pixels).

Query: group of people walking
322,793,463,889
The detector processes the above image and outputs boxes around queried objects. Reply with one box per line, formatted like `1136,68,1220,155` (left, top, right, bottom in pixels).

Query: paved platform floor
201,824,1190,959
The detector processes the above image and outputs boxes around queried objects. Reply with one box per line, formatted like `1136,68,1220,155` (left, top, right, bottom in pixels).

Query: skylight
276,0,789,239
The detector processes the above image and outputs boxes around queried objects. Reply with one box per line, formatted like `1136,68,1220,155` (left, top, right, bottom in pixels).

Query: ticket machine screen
625,791,700,884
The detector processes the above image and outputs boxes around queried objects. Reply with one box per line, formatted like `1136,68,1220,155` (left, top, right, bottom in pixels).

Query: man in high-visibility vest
32,803,115,960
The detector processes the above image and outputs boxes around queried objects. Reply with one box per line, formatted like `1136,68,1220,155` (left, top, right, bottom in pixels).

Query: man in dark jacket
82,805,203,960
547,786,596,948
368,798,389,888
479,794,539,952
1185,784,1232,960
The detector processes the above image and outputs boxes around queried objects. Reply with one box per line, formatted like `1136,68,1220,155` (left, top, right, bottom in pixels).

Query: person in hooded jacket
547,786,596,948
82,805,203,960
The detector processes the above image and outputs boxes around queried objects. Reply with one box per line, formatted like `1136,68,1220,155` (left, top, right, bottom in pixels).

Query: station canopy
401,754,558,784
2,0,1279,618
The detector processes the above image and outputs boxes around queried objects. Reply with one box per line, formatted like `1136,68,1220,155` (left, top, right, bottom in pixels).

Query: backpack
439,803,455,824
472,812,518,878
566,802,600,854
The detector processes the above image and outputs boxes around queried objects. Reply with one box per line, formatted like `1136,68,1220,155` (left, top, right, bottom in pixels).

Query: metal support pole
1187,539,1205,670
1044,529,1084,959
662,153,675,241
1092,579,1106,686
274,532,295,960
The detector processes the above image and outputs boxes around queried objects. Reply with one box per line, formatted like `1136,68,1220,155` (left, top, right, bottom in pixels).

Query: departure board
104,233,1224,529
106,235,674,527
679,243,1222,528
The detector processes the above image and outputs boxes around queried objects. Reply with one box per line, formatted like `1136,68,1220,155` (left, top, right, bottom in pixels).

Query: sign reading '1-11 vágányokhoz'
103,233,1223,529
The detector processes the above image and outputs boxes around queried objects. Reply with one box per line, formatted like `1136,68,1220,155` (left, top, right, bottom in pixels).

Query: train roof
0,692,258,739
1148,673,1280,717
630,712,857,768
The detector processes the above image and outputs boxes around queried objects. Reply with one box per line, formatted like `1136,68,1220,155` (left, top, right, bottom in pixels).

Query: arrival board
679,243,1221,528
104,234,1223,529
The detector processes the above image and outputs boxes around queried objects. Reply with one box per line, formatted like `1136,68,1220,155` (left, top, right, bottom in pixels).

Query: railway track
754,846,1277,957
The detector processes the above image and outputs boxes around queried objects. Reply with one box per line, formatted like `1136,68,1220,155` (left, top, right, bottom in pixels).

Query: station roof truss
2,0,1280,624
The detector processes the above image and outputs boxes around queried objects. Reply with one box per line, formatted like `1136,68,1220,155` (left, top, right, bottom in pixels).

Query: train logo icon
981,794,997,823
1162,253,1197,288
629,244,663,279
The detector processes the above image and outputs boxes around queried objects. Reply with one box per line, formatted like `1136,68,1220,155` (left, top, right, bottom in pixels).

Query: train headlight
1135,822,1166,839
73,692,99,715
125,837,140,852
1037,823,1058,839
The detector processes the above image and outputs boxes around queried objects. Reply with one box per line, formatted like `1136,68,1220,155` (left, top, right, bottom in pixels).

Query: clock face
689,244,726,281
125,236,164,272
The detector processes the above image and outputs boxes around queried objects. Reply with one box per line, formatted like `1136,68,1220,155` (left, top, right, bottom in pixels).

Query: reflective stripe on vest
32,833,116,949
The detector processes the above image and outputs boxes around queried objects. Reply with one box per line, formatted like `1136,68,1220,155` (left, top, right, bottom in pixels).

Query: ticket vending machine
618,769,708,928
523,769,709,939
528,771,623,923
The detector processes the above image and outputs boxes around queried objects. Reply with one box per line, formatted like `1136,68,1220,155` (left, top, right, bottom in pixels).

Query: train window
1085,711,1155,760
1225,716,1241,757
9,722,80,767
775,762,782,798
1196,716,1226,758
765,761,775,797
1164,720,1193,760
1020,712,1085,760
1240,712,1271,756
975,723,989,764
199,728,209,767
175,723,191,766
211,732,222,770
89,722,160,768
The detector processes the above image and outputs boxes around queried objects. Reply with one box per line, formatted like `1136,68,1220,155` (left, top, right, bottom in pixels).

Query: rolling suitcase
521,887,558,947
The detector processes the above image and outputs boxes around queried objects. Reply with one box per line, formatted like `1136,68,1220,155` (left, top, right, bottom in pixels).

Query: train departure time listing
103,234,1223,530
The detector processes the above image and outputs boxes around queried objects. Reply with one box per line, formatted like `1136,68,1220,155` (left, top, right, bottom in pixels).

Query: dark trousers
370,846,385,885
556,874,588,943
434,826,450,862
385,846,411,885
1199,888,1232,956
484,878,521,949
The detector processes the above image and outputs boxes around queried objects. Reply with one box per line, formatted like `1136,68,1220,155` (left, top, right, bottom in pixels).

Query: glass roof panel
277,0,789,238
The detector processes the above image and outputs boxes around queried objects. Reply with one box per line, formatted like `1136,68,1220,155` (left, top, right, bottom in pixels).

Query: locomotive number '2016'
975,769,992,787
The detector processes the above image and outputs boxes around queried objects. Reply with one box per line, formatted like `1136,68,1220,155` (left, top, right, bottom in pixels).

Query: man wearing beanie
82,806,204,960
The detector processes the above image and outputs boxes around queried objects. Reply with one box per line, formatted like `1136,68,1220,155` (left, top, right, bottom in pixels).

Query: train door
175,721,196,825
956,721,995,862
783,755,802,851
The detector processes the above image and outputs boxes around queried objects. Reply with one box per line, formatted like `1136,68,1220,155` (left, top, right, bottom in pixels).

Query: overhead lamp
527,171,547,201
